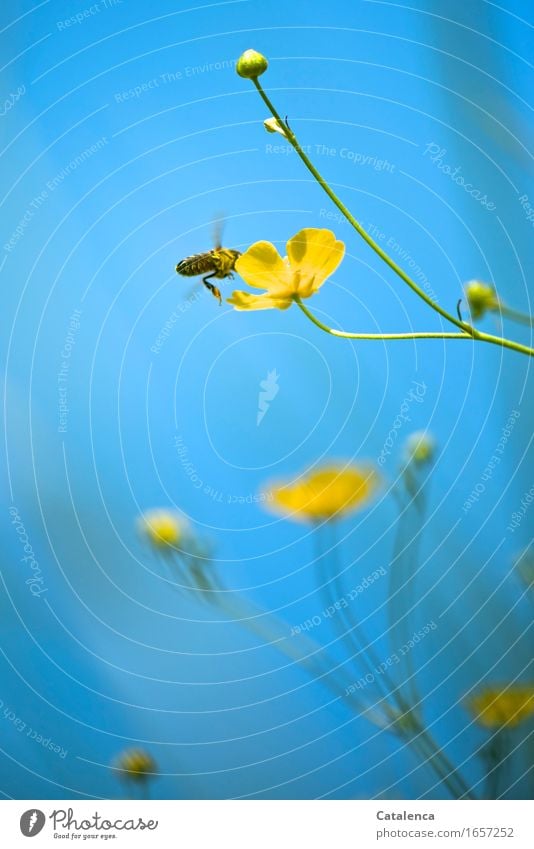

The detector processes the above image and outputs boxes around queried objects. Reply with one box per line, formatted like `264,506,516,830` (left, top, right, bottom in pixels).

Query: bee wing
212,213,225,250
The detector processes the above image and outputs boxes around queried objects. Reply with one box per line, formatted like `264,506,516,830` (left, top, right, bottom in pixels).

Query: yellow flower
228,228,345,311
263,462,379,522
138,509,184,550
114,748,157,782
466,685,534,729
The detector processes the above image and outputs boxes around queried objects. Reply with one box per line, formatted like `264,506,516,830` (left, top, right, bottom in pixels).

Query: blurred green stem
218,592,390,727
166,551,474,796
482,730,508,799
387,485,425,707
225,591,474,797
315,523,392,704
313,525,474,799
414,729,474,799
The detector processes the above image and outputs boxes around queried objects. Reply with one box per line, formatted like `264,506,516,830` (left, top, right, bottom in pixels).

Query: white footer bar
1,800,532,848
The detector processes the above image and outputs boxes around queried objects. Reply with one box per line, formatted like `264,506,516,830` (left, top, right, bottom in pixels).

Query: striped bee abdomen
175,252,216,277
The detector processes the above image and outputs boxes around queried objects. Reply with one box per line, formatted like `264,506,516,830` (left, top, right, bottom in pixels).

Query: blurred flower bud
138,509,185,550
114,748,157,782
264,117,288,138
139,510,219,598
514,549,534,594
404,431,436,466
465,280,499,320
236,49,268,79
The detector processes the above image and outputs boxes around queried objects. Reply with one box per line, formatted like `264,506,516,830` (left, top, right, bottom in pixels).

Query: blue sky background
0,0,532,799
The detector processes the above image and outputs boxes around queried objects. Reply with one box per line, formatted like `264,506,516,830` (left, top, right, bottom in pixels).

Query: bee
175,219,240,304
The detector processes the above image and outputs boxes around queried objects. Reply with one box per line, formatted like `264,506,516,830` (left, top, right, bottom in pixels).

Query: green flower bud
465,280,499,320
404,431,436,465
236,49,268,79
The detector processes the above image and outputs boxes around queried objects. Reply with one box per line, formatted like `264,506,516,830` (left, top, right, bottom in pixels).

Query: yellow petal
227,290,293,311
235,241,292,295
286,228,345,297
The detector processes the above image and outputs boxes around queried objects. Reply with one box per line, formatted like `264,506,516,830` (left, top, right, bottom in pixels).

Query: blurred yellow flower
466,685,534,729
138,509,184,550
228,228,345,311
264,462,379,522
114,748,157,782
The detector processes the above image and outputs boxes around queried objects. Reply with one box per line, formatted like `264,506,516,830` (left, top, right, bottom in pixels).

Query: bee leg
202,273,222,305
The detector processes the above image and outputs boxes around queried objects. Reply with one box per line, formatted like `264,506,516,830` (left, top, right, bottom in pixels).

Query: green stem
296,297,468,341
254,79,471,334
295,297,534,357
253,79,534,359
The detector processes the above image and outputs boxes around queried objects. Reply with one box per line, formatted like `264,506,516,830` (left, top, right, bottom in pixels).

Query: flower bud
264,117,288,138
404,431,436,465
465,280,499,320
114,748,157,782
236,49,268,79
